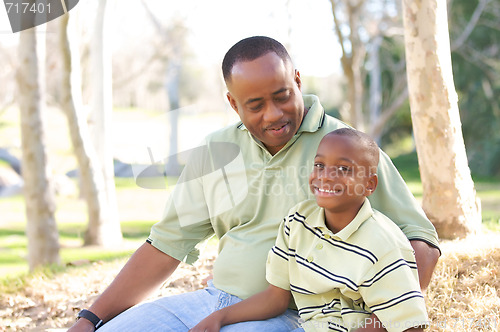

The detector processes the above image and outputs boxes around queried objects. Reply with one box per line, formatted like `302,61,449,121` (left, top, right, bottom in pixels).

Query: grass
0,212,156,291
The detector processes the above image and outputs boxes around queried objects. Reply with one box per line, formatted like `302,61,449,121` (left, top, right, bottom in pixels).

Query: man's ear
226,92,239,115
295,69,302,91
365,174,378,197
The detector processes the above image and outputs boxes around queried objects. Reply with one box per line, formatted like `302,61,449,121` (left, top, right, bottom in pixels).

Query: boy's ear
365,174,378,197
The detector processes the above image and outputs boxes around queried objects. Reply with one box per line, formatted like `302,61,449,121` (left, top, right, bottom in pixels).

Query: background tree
402,0,481,238
141,1,195,176
328,0,410,143
59,13,118,247
86,0,122,245
16,26,60,270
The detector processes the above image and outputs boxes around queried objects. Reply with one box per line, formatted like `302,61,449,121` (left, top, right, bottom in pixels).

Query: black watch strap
78,309,104,329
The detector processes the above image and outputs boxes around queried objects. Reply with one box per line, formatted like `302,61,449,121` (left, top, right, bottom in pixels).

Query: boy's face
225,52,304,155
309,134,377,214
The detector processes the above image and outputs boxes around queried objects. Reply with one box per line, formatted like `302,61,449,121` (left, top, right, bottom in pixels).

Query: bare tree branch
451,0,491,51
370,87,409,140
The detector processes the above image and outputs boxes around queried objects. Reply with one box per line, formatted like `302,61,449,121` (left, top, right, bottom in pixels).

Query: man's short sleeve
369,150,440,250
147,142,215,264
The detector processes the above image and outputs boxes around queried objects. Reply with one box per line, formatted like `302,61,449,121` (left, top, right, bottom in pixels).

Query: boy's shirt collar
309,198,374,241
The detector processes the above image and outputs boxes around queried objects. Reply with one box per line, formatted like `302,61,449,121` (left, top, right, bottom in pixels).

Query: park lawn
0,218,155,294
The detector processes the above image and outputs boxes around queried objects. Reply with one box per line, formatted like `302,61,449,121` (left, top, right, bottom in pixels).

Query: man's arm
189,284,291,332
68,242,181,331
410,240,440,291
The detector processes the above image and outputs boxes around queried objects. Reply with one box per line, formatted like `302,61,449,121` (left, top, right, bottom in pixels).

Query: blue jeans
99,281,301,331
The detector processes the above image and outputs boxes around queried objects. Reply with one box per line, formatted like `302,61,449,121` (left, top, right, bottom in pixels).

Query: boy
189,128,429,332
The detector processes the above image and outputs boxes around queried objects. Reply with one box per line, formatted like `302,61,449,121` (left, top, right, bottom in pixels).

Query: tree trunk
165,59,181,176
402,0,481,239
330,0,366,131
87,0,122,245
59,13,119,247
17,27,60,270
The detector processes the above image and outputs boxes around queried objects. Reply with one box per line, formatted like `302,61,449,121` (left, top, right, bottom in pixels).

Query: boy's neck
323,202,364,234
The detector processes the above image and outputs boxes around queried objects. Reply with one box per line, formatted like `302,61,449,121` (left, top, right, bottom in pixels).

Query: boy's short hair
222,36,293,84
328,128,380,168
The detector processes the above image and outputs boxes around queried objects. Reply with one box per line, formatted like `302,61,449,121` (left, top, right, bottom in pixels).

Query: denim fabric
99,281,300,331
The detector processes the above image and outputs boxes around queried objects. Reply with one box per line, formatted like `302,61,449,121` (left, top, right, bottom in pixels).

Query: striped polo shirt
266,198,429,332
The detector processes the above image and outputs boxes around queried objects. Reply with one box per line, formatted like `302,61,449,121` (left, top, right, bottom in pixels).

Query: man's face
226,52,304,155
309,134,377,214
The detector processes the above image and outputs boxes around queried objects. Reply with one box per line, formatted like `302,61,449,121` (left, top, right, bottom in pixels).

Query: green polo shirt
266,199,429,332
147,94,439,300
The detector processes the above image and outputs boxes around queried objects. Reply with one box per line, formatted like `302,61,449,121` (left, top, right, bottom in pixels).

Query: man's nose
263,102,283,123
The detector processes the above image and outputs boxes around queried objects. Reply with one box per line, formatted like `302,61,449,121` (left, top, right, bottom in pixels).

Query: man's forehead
232,53,291,75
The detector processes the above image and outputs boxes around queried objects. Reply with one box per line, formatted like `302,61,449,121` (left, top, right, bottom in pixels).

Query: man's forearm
410,240,440,291
69,242,180,330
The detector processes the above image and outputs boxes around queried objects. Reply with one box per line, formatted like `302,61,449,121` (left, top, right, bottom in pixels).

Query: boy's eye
336,166,352,175
313,162,324,169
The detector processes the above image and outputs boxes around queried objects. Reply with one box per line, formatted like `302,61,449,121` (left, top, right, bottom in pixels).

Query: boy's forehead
319,134,368,161
320,133,356,148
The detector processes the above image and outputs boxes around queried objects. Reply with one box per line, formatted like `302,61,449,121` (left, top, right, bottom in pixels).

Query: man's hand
66,243,181,331
68,317,96,332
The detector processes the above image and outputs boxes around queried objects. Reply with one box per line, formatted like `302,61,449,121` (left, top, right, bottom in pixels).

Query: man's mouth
266,122,288,133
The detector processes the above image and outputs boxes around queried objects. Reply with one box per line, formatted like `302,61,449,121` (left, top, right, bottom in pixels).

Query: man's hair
328,128,380,168
222,36,292,84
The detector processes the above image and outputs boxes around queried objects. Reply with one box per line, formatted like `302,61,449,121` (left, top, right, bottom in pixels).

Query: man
69,36,440,332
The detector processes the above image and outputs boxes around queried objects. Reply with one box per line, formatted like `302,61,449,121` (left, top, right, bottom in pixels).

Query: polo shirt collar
334,198,374,241
237,94,325,134
310,198,374,241
298,94,325,133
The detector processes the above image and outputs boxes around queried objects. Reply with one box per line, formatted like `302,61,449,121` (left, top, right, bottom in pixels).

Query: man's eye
249,104,263,111
275,94,290,102
314,163,324,169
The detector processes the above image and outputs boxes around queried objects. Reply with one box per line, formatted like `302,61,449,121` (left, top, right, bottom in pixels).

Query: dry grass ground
426,232,500,331
1,232,499,331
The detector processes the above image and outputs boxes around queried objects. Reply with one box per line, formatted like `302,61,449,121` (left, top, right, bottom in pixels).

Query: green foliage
448,0,500,176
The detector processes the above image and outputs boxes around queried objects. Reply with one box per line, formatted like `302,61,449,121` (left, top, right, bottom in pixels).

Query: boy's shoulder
357,209,415,254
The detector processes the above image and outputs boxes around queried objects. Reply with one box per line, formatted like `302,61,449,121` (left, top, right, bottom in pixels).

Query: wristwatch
77,309,104,330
